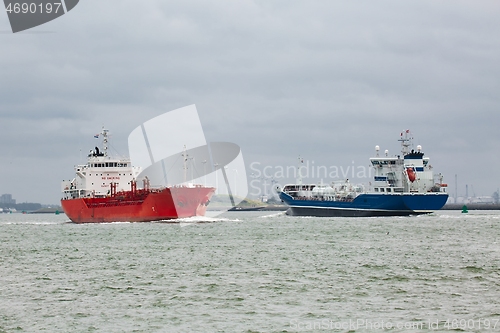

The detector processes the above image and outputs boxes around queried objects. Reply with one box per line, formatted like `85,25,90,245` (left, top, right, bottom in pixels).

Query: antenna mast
101,127,109,157
182,145,188,183
398,129,412,155
297,156,303,186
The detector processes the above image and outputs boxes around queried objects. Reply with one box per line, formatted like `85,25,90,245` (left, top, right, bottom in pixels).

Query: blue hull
279,192,448,217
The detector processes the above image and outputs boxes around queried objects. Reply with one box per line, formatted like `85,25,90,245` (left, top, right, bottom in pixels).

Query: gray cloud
1,0,499,203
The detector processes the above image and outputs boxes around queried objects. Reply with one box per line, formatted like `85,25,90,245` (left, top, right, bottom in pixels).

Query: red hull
61,186,215,223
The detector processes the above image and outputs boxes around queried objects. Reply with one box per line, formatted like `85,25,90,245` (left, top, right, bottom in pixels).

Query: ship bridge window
372,161,379,165
380,188,385,192
389,161,396,165
374,188,379,192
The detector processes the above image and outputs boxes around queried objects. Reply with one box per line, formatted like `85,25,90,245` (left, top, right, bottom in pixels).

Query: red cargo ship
61,128,215,223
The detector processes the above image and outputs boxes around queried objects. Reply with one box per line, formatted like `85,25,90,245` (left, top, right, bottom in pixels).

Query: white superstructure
61,128,142,199
369,130,446,194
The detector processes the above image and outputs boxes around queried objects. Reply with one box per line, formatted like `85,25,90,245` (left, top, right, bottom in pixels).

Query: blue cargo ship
277,130,448,217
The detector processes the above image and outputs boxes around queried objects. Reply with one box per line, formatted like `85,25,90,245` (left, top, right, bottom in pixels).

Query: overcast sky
1,0,499,205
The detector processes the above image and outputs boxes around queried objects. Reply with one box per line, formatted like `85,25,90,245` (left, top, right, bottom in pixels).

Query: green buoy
461,205,468,213
55,210,60,215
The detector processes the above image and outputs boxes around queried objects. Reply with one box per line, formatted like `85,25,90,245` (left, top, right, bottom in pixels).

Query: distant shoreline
442,203,500,210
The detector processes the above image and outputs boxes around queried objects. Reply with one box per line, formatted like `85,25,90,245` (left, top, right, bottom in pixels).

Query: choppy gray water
1,211,500,333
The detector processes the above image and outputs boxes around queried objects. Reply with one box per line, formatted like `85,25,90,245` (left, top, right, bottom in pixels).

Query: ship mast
297,156,303,187
182,145,188,183
398,129,412,156
101,127,109,157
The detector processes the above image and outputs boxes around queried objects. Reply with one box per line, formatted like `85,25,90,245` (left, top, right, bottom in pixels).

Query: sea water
1,210,500,333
